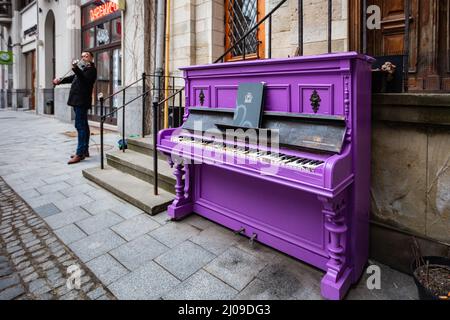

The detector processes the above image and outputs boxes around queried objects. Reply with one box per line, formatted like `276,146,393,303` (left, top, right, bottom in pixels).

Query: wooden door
367,0,407,56
350,0,450,92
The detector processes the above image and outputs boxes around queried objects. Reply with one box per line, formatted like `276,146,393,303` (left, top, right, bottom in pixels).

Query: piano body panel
324,145,353,190
193,164,330,270
157,53,374,300
347,58,373,283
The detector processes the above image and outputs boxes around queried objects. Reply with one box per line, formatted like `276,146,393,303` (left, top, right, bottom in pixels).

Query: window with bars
225,0,265,61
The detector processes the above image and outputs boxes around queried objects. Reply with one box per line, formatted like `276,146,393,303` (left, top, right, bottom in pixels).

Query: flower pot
411,256,450,300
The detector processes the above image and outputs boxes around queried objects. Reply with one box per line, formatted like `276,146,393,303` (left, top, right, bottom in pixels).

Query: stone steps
127,136,155,154
106,149,175,194
83,167,174,216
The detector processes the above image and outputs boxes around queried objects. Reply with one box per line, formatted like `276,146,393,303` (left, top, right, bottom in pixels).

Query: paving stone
69,229,126,262
110,214,160,241
163,270,238,300
0,275,20,291
149,212,171,225
182,214,217,231
43,174,71,185
44,207,92,230
87,287,107,300
155,241,216,280
75,210,123,235
81,198,127,216
254,262,310,299
55,224,87,245
191,225,241,256
149,222,201,248
204,247,267,291
26,192,67,210
34,204,61,219
0,285,25,300
53,194,94,212
60,184,97,198
234,278,292,300
0,267,13,277
110,235,169,271
29,279,49,294
86,254,129,286
108,262,180,300
36,183,71,196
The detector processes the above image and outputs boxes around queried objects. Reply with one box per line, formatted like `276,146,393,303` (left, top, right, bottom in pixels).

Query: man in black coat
53,52,97,165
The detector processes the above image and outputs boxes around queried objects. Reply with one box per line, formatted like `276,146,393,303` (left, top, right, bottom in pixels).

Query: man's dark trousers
74,106,90,156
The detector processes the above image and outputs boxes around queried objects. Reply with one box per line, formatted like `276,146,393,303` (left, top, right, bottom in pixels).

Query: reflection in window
111,18,122,43
112,49,122,108
83,28,95,49
96,22,110,46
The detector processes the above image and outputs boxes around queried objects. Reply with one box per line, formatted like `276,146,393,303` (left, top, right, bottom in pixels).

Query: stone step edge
106,151,175,188
82,167,173,216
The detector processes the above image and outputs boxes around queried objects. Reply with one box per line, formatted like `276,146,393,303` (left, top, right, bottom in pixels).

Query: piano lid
182,107,347,154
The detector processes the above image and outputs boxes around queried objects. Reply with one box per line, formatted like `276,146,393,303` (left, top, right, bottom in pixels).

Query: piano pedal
249,233,258,247
234,227,246,236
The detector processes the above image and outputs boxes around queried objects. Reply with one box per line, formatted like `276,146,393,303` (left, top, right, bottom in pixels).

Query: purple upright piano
157,52,374,300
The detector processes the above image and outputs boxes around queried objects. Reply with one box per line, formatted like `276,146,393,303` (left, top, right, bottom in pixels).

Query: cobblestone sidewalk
0,177,115,300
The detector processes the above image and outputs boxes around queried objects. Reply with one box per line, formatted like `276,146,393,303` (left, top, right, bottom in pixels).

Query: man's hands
52,78,61,86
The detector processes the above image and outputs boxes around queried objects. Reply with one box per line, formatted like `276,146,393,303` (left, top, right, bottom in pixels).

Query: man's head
81,51,94,64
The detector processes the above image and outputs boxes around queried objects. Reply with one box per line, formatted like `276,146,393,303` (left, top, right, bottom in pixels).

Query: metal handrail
100,77,143,103
157,88,184,107
215,0,288,63
151,87,185,195
100,74,184,103
101,89,151,120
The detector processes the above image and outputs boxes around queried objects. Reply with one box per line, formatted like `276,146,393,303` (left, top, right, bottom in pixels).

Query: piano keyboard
171,136,325,173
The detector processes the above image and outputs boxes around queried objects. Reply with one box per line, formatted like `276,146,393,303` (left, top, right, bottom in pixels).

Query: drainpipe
163,0,171,129
35,0,39,114
153,0,165,106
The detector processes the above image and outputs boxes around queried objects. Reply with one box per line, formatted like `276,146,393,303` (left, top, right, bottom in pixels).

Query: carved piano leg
318,194,353,300
167,161,193,221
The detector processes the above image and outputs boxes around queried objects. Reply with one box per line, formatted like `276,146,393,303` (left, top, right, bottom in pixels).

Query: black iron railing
98,73,184,174
151,87,185,195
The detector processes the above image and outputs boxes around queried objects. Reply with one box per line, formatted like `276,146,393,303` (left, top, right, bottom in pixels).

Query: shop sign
90,0,125,22
0,51,13,65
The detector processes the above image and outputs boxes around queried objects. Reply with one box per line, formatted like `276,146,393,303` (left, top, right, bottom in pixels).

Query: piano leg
167,161,194,220
318,194,353,300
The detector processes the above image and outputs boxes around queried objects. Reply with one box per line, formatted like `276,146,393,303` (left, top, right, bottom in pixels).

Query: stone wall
268,0,348,57
371,94,450,272
169,0,348,76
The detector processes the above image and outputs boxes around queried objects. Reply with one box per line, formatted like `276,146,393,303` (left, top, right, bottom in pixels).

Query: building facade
0,0,37,110
35,0,148,133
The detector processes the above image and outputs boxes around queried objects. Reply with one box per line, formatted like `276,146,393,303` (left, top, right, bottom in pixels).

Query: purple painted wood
157,52,374,300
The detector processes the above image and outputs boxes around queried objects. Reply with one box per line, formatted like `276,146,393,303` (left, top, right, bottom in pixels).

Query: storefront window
96,22,110,47
96,51,111,98
111,18,122,43
82,0,122,124
83,28,95,49
112,49,122,108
